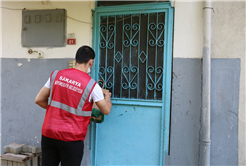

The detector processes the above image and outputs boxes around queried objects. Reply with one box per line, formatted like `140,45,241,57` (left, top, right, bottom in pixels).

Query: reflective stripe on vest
48,70,59,105
77,79,96,111
48,70,96,117
50,100,92,116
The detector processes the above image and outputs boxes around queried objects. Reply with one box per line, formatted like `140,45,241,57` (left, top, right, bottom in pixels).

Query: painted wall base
166,58,240,166
1,58,93,165
0,58,240,165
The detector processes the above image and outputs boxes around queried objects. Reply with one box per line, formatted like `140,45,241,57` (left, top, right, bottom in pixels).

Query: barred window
98,12,166,100
97,0,170,7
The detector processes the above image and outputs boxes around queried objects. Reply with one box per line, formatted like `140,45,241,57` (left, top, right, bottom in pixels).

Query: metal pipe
202,0,212,165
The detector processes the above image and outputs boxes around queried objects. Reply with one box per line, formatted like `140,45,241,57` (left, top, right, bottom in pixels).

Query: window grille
97,1,168,7
98,12,166,100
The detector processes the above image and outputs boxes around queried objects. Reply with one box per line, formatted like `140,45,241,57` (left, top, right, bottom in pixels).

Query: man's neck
74,63,88,73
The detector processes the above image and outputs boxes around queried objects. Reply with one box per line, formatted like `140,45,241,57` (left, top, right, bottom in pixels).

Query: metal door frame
90,2,174,165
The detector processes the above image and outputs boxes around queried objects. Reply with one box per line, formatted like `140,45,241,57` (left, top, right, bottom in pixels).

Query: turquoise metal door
91,2,173,166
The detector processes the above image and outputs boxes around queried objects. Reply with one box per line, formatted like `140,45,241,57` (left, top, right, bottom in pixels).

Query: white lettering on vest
59,76,81,87
55,80,83,94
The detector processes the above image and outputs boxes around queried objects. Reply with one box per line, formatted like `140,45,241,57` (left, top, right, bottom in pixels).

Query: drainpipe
202,0,212,166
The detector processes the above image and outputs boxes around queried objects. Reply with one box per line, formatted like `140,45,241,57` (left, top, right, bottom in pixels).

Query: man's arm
95,92,112,115
35,86,50,109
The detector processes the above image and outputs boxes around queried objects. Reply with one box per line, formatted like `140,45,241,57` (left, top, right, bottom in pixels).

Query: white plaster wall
1,1,95,59
211,2,245,165
172,1,203,58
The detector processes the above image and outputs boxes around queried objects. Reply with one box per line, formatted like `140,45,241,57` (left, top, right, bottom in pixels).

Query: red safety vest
42,68,97,142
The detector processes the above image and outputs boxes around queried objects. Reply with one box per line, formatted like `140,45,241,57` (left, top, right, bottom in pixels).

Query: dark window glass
97,0,169,7
98,12,166,100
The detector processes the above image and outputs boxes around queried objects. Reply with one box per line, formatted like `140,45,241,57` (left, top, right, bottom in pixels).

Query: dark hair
75,45,95,64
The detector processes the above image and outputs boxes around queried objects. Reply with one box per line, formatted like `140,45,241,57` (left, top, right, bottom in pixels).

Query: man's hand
103,91,112,98
95,91,112,115
35,86,50,109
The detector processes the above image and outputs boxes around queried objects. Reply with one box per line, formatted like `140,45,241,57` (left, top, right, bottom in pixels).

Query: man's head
75,45,95,64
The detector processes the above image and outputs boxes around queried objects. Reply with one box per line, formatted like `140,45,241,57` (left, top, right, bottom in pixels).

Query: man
35,45,112,166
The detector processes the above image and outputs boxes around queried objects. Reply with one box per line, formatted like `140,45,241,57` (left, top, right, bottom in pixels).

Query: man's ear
89,59,94,67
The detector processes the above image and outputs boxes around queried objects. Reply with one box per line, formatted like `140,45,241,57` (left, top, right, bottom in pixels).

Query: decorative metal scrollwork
100,25,115,49
139,51,147,63
122,66,139,89
146,66,163,91
98,66,114,89
98,13,166,100
148,23,165,47
114,51,123,63
123,23,140,47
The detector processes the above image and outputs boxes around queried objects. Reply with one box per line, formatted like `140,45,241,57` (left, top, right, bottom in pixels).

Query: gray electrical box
22,9,66,47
